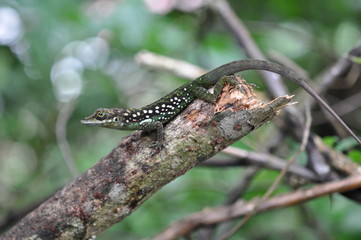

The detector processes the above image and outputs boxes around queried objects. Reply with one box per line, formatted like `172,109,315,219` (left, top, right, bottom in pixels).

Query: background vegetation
0,0,361,239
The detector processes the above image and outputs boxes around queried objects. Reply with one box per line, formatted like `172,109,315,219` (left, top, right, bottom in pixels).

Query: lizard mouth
80,119,89,125
80,117,115,127
80,118,100,126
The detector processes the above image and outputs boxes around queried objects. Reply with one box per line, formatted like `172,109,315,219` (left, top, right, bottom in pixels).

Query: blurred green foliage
0,0,361,239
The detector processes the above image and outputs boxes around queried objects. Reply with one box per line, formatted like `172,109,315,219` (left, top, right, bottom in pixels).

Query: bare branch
210,0,288,97
135,50,206,79
202,147,318,181
152,175,361,240
55,101,79,178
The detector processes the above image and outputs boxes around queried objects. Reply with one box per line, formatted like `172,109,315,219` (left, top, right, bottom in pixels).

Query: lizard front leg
139,119,164,150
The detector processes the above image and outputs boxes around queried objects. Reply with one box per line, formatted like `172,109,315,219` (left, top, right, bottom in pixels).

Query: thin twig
312,45,361,100
135,50,206,79
302,45,361,136
55,101,78,178
197,167,260,240
151,175,361,240
204,147,318,181
216,104,312,240
210,0,288,97
312,91,361,125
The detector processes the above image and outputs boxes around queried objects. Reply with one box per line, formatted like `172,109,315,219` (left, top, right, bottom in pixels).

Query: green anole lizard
81,59,361,147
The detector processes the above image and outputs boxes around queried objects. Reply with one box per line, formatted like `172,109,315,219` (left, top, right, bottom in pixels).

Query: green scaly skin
80,75,237,148
81,59,361,148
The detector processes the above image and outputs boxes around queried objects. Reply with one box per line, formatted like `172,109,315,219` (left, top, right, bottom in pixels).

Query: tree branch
152,175,361,240
2,77,292,239
202,147,318,181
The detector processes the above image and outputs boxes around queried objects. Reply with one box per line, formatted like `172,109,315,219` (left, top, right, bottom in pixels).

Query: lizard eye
95,111,106,120
113,117,119,122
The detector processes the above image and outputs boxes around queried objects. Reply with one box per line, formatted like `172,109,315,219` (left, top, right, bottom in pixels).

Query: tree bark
1,77,292,240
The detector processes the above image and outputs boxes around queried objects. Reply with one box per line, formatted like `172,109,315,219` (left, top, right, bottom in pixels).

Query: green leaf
322,136,338,147
335,137,359,152
348,150,361,164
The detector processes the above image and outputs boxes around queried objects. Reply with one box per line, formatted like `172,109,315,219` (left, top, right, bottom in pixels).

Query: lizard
81,59,361,148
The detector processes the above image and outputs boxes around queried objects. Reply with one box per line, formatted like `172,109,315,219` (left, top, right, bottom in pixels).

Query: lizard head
81,108,128,130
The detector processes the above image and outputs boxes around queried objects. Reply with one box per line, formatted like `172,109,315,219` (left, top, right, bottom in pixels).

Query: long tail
198,59,361,145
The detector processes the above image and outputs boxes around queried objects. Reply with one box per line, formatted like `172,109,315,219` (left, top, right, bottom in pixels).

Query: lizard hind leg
191,75,240,103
